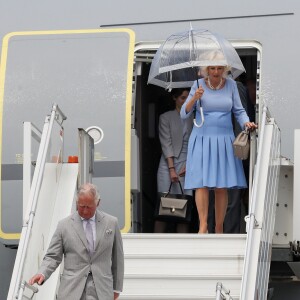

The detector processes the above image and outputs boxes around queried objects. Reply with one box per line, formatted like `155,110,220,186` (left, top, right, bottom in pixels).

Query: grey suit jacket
159,109,193,159
39,210,124,300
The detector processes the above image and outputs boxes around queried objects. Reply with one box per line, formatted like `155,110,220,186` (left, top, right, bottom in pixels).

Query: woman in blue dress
180,64,257,234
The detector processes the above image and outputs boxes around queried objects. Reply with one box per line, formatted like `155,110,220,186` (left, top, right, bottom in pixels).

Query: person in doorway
208,78,256,234
246,78,257,108
180,51,257,234
154,88,193,233
223,79,255,233
29,183,124,300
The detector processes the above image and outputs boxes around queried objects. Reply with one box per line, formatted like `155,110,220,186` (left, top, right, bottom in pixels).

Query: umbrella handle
193,105,204,128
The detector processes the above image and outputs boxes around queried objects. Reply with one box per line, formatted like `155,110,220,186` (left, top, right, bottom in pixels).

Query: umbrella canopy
148,28,245,90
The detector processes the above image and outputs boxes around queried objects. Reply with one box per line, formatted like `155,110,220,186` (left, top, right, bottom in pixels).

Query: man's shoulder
57,213,77,226
99,210,117,220
98,211,118,223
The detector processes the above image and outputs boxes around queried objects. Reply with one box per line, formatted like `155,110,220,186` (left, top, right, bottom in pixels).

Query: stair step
123,234,246,256
119,295,239,300
125,255,244,276
122,275,241,296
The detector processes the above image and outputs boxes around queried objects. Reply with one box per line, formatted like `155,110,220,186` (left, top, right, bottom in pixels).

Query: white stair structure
8,106,280,300
119,106,281,300
7,104,94,300
121,234,246,300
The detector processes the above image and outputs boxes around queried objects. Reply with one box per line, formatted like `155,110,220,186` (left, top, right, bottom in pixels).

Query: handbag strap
167,181,184,196
243,127,249,135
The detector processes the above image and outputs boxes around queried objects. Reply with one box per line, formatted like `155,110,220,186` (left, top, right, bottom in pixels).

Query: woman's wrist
168,166,175,170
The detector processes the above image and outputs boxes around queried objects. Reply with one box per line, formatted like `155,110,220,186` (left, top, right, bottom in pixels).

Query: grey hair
77,183,100,204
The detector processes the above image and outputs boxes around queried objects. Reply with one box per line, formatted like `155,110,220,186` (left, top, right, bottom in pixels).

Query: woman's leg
176,223,189,233
195,188,209,233
214,188,228,233
154,220,167,233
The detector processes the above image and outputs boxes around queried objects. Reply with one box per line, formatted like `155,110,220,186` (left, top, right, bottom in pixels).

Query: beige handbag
233,129,250,160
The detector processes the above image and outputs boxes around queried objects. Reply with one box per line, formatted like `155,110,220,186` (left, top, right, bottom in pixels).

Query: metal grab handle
17,280,39,299
193,104,204,128
215,282,233,300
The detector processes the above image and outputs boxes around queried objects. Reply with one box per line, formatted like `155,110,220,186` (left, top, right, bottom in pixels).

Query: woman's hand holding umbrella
184,85,205,128
194,85,205,101
185,85,204,113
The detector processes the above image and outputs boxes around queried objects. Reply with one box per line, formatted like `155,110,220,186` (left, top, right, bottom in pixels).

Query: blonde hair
198,50,231,78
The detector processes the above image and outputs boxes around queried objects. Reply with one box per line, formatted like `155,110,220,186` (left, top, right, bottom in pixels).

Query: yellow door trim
0,28,134,239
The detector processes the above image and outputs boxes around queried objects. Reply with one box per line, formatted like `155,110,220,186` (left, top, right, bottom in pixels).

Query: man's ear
97,200,100,207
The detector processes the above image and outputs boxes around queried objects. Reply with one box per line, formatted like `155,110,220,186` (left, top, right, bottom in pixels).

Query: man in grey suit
29,183,124,300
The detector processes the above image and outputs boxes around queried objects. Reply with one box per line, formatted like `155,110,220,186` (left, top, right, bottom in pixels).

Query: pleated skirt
184,111,247,189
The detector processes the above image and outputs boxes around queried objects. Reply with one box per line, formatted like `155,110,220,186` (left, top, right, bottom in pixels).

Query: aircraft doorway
133,44,259,233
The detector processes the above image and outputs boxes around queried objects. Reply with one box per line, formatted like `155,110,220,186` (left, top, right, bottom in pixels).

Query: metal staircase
119,106,281,300
7,104,93,300
120,234,246,300
7,106,280,300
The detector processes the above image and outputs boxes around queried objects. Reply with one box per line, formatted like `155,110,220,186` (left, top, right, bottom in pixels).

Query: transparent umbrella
148,27,246,127
148,28,245,89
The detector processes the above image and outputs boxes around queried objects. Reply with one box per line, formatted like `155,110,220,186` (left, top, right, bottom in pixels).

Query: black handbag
156,182,193,223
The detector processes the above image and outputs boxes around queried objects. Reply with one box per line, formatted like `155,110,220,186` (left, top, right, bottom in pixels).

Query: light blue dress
180,78,249,189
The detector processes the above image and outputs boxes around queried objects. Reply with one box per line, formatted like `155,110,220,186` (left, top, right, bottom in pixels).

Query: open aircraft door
0,28,135,247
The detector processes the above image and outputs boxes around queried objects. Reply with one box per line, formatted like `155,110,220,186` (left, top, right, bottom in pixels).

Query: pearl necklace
207,77,223,90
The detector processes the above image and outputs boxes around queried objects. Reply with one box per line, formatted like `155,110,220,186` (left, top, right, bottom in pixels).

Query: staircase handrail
9,103,66,299
240,106,268,299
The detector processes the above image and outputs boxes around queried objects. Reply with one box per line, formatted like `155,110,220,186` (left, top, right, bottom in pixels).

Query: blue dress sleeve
180,81,197,120
232,80,249,129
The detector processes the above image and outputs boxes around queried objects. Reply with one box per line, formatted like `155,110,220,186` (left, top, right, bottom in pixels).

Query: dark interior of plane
133,48,258,233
